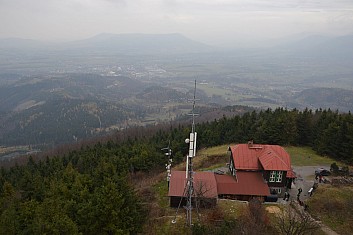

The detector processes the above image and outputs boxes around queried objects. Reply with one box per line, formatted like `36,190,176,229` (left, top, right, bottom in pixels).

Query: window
269,171,282,183
229,159,235,175
269,171,276,182
229,159,233,170
270,188,282,194
276,171,283,182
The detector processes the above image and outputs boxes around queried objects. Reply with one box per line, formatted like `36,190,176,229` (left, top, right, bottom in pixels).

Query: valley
1,33,353,156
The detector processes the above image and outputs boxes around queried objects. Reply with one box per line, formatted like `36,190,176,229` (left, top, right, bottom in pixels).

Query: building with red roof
228,141,296,196
168,142,296,206
168,169,271,207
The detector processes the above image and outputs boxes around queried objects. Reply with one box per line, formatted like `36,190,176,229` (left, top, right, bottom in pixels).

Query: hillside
1,107,353,233
0,74,150,147
0,73,256,149
307,185,353,235
0,98,140,146
291,87,353,112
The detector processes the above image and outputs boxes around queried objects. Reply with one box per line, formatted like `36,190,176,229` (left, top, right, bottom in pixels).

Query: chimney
248,140,254,148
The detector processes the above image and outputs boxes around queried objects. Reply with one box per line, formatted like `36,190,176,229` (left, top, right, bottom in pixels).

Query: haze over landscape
1,0,353,47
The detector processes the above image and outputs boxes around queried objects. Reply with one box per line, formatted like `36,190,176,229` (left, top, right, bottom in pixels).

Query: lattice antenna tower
172,80,199,226
185,80,199,226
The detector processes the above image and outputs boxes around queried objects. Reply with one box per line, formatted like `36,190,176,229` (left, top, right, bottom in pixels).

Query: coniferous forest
0,107,352,234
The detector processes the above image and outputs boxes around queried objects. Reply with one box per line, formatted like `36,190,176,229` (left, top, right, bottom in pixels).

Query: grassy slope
285,147,352,235
200,144,343,167
307,185,353,235
285,146,339,166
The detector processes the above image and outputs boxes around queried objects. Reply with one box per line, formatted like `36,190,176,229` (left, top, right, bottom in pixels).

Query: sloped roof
228,144,263,170
229,144,292,171
215,172,270,196
258,148,290,171
168,171,218,198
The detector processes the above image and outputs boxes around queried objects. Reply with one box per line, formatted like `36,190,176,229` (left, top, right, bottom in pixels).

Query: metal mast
185,80,198,226
171,80,198,226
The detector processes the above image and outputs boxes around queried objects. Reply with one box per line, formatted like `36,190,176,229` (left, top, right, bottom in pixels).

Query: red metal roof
286,169,296,178
229,145,263,170
168,171,218,198
230,144,292,171
215,172,270,196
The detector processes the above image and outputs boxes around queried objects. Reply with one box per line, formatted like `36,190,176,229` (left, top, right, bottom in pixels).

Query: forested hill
0,108,352,233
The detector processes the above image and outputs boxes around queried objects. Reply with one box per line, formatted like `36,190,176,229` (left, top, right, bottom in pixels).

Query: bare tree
194,180,216,209
275,204,320,235
238,198,270,235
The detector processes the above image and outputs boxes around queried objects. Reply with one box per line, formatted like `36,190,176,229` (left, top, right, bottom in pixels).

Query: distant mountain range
1,33,353,56
0,33,216,55
1,33,353,72
273,34,353,59
65,33,215,54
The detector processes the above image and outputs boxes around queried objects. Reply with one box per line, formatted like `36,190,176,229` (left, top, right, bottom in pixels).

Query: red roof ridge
259,146,290,170
230,143,291,171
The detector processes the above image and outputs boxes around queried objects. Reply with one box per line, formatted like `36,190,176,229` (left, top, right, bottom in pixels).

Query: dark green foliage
0,98,141,146
0,142,149,234
341,166,349,176
296,108,313,145
331,162,339,174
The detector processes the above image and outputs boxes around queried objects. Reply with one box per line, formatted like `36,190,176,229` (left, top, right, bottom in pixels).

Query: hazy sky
1,0,353,46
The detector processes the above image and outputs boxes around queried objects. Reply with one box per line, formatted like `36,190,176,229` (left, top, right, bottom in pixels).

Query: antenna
161,141,172,187
172,80,199,226
186,80,199,177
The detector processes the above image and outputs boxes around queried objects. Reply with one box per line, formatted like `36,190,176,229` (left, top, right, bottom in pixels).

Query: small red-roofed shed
168,171,218,207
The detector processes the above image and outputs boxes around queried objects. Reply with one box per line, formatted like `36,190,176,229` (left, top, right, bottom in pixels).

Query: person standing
284,191,288,200
297,187,302,200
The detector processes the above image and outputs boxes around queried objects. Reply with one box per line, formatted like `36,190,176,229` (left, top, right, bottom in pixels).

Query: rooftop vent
248,140,263,150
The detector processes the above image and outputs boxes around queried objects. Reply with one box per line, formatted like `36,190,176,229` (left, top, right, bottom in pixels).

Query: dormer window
269,171,282,183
